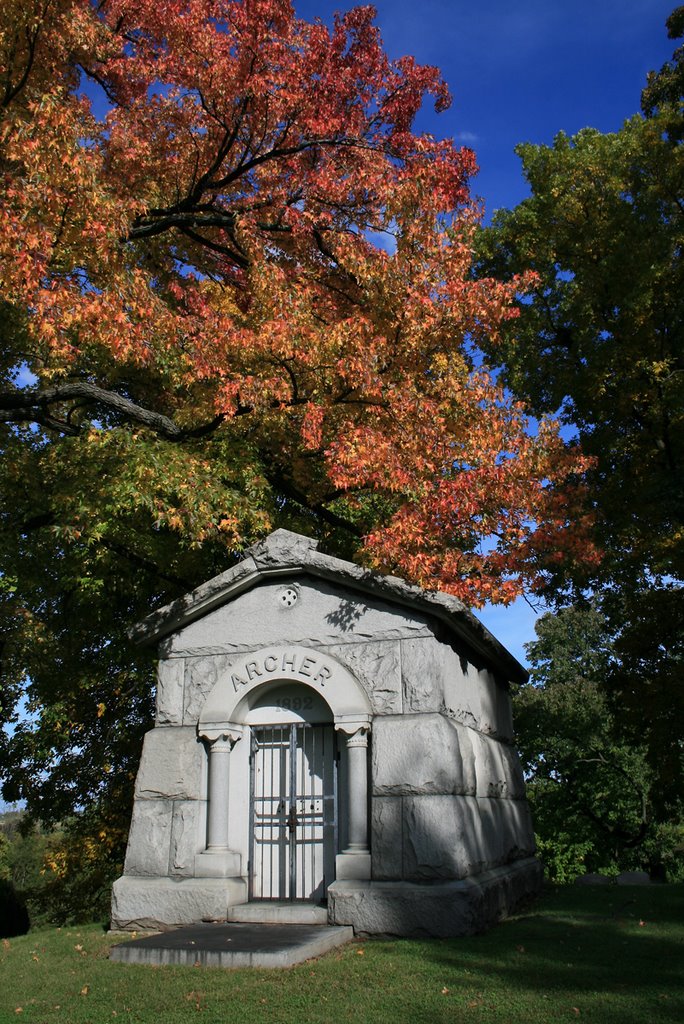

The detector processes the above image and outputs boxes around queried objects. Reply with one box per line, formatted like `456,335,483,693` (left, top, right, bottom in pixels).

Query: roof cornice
129,529,528,683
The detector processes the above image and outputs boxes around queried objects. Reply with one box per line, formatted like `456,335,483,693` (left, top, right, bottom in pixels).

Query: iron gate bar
289,724,296,899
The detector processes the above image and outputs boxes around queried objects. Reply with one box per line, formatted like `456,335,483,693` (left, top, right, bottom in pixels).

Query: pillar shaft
206,733,238,851
345,728,369,853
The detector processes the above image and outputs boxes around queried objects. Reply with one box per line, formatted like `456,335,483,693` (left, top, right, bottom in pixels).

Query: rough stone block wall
123,727,205,879
367,629,533,883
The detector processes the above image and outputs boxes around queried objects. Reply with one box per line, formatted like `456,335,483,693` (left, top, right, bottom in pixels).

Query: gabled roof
130,529,528,683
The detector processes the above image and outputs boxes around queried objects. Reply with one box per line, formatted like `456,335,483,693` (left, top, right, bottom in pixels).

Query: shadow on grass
403,884,684,1024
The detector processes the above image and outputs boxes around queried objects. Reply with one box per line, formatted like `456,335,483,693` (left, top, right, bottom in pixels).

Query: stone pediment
129,529,527,683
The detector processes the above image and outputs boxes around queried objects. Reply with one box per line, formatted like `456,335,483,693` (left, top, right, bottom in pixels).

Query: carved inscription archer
229,649,333,692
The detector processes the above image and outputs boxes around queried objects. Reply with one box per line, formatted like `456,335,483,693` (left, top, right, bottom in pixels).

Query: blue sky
294,0,676,665
296,1,676,219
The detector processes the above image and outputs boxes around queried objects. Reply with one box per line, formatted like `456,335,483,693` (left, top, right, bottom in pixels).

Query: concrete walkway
109,919,354,969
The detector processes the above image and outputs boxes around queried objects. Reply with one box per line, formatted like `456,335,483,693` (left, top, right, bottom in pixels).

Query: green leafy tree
477,8,684,872
476,8,684,600
516,606,683,881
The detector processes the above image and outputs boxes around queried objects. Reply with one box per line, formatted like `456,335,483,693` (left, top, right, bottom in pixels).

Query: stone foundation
328,857,543,937
111,876,247,931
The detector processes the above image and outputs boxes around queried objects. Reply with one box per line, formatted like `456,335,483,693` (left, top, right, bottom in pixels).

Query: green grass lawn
1,884,682,1024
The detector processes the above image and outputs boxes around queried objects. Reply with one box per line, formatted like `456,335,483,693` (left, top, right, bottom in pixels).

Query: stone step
110,921,353,969
227,902,329,925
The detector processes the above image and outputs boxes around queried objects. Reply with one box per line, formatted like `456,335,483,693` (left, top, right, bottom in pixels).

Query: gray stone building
111,529,541,936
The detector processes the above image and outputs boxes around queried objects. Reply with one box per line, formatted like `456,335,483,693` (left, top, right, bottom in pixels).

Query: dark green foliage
475,8,684,603
642,5,684,140
515,606,684,881
478,8,684,882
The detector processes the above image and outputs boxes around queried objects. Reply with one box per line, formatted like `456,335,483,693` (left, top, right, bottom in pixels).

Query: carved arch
198,644,372,737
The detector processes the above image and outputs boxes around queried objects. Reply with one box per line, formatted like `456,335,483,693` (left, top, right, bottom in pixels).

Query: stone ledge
111,876,247,931
328,857,543,937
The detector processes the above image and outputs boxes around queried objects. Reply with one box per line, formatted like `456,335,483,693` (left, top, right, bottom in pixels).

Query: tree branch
260,461,363,538
0,381,225,441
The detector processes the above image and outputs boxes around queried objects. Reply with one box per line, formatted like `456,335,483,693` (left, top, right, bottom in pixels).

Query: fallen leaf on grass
441,987,449,995
14,1009,22,1015
572,1008,580,1016
356,948,365,955
80,986,89,996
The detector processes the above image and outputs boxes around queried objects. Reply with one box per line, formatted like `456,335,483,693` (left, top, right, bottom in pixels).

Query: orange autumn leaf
0,0,599,616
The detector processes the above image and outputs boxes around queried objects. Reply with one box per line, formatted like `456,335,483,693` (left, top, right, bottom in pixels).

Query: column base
111,875,248,930
336,851,371,880
194,849,242,878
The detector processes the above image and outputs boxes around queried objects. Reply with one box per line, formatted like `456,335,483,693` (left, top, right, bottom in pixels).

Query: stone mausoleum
112,529,542,936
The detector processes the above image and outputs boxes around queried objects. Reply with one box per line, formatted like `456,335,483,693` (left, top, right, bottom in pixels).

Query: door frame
248,721,338,902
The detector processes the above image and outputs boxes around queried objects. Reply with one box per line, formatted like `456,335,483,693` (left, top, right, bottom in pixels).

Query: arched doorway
246,683,336,902
196,646,372,902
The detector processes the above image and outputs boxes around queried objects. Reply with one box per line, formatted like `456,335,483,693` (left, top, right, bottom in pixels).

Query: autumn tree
0,0,593,859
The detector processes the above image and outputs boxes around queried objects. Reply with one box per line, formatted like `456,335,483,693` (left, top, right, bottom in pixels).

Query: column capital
200,724,244,750
334,714,372,737
345,728,369,749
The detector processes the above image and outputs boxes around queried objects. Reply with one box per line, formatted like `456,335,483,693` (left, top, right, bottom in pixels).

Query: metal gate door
249,724,336,901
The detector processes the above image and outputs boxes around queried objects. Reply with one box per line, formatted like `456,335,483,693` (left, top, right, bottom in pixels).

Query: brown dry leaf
14,1009,22,1015
74,944,83,952
80,986,89,996
467,999,482,1009
356,948,365,955
441,987,449,995
32,956,39,962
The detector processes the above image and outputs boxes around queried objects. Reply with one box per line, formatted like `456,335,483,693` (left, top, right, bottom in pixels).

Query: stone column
336,724,372,880
206,732,238,851
195,726,243,878
345,728,370,852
